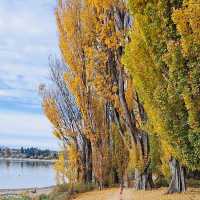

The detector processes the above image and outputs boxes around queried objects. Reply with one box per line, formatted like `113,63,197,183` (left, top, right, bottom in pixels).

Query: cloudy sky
0,0,60,150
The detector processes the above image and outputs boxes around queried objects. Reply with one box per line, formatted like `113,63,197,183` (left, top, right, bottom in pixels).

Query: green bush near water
53,182,96,193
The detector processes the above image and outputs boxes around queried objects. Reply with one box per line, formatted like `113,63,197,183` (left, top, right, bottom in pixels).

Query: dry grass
74,187,200,200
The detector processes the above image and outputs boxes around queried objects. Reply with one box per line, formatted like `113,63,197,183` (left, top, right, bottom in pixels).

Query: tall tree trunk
134,132,154,190
167,158,186,194
135,168,154,190
117,66,154,190
113,168,120,184
114,8,154,189
85,138,93,183
123,170,129,188
81,137,93,184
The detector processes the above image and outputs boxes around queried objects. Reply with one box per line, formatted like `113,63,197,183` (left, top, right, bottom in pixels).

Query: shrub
37,194,49,200
154,176,169,188
53,183,96,194
72,183,96,193
47,183,97,200
48,192,70,200
53,183,70,193
187,179,200,188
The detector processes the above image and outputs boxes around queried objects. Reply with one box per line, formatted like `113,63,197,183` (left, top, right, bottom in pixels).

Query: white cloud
0,111,52,136
0,0,59,108
0,63,49,108
0,90,9,97
0,0,57,36
0,0,60,149
0,110,59,149
0,63,49,89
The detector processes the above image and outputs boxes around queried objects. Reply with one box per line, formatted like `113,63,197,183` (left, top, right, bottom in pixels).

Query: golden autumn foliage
54,0,157,190
43,98,60,131
124,0,200,171
55,145,80,185
40,0,200,194
55,0,130,187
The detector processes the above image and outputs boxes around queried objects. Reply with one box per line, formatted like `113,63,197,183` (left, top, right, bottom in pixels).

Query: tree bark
82,138,93,184
135,168,154,190
134,132,154,190
85,138,93,183
117,65,137,146
113,7,154,191
123,170,129,188
167,158,186,194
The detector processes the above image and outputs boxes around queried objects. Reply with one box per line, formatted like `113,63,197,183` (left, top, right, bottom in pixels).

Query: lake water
0,159,56,189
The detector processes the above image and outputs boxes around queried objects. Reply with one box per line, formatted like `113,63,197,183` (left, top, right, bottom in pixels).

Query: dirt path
74,188,200,200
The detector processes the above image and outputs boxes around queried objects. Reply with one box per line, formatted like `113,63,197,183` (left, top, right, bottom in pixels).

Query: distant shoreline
0,186,55,197
0,185,55,192
0,157,57,163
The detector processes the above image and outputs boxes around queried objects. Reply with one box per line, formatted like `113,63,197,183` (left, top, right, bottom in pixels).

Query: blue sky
0,0,60,150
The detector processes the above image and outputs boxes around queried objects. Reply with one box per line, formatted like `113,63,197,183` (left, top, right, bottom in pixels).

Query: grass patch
1,195,31,200
53,182,96,194
187,178,200,188
0,183,96,200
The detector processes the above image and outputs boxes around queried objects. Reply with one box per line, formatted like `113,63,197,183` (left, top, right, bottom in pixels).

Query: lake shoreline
0,157,57,163
0,186,55,197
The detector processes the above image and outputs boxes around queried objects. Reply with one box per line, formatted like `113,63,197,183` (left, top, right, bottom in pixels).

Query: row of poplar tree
40,0,200,194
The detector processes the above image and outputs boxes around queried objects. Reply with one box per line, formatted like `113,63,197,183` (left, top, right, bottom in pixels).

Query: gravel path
74,187,200,200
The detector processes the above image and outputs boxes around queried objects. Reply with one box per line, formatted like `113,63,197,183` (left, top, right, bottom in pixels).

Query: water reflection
0,159,56,189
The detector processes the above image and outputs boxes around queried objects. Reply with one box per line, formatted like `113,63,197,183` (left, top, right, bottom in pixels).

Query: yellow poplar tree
56,0,112,188
81,0,154,189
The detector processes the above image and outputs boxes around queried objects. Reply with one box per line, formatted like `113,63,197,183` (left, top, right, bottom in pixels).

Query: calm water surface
0,159,56,189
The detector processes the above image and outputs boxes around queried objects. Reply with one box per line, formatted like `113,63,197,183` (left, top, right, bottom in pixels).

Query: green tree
124,0,200,193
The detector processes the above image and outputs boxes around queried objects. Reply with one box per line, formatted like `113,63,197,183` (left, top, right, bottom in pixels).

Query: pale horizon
0,0,60,150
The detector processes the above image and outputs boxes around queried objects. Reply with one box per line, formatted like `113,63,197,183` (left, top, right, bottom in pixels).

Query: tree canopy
41,0,200,194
